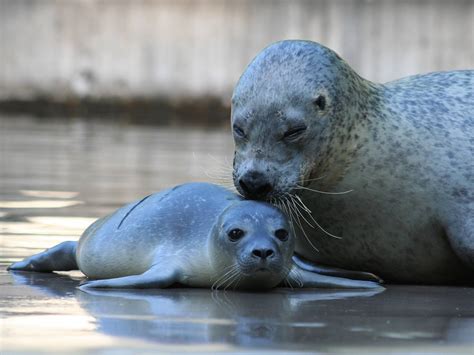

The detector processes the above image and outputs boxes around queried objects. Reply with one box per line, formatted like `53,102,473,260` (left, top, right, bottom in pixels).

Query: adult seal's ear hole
314,95,326,110
233,125,246,139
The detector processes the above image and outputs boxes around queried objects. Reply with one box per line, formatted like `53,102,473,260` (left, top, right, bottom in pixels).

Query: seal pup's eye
233,125,246,139
283,126,307,140
314,95,326,110
275,229,289,241
228,228,245,242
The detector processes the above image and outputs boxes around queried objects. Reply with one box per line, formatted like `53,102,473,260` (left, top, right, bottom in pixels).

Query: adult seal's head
209,200,295,290
231,40,374,200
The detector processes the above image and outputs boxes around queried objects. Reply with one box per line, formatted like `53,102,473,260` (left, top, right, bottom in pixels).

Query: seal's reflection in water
9,271,474,351
10,270,386,348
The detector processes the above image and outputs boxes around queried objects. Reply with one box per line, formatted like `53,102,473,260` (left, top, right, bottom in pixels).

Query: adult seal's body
9,183,380,289
231,40,473,284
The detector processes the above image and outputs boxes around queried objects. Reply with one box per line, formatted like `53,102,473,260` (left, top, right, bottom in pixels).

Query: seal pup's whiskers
290,266,304,288
224,270,242,291
212,264,239,291
295,184,353,195
211,263,239,291
218,267,241,291
282,266,293,289
213,269,238,291
284,266,303,289
233,274,244,290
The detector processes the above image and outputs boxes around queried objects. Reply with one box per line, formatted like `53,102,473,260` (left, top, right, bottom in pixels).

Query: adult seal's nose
238,171,273,199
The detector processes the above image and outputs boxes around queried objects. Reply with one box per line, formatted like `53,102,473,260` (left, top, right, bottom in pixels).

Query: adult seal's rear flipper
78,264,179,290
284,264,384,289
292,254,383,283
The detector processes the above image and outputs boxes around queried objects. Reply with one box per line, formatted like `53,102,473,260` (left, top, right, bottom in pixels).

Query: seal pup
9,183,381,289
231,40,473,284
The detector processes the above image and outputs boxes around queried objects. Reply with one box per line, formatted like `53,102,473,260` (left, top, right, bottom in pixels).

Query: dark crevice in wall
0,97,231,128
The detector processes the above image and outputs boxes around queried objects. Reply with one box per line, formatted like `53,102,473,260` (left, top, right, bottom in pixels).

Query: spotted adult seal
9,183,381,289
231,40,473,284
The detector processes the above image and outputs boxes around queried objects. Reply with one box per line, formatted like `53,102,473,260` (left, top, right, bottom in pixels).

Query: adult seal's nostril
238,171,273,199
252,248,275,260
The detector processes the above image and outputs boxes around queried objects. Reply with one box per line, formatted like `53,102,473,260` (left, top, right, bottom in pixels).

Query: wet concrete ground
1,116,473,353
2,267,474,353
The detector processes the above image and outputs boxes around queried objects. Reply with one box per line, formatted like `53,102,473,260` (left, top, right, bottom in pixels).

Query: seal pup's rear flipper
8,241,78,272
292,254,383,283
284,264,384,289
78,265,178,290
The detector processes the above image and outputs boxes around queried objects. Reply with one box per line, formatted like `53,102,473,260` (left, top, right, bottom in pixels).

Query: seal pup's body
9,183,381,290
231,40,473,284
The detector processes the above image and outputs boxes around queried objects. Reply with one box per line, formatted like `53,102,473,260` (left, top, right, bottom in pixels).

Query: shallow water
1,115,473,353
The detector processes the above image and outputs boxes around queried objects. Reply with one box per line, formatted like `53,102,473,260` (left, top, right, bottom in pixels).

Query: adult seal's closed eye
8,183,381,290
231,40,474,284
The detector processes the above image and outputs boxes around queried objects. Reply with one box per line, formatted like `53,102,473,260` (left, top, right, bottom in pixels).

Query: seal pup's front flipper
78,264,179,290
8,241,78,272
284,264,384,289
292,254,383,283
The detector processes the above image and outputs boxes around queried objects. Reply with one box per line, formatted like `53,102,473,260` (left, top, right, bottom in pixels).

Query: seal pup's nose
238,171,273,199
251,248,275,260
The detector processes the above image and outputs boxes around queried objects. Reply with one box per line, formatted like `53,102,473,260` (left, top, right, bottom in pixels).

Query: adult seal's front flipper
292,254,383,283
285,262,384,289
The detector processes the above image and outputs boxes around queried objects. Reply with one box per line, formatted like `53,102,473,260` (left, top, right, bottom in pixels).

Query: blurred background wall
0,0,473,123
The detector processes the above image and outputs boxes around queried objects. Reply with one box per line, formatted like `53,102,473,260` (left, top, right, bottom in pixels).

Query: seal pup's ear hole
228,228,245,242
314,95,326,111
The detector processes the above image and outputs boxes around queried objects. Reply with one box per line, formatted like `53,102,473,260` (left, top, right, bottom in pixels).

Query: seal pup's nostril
252,248,275,260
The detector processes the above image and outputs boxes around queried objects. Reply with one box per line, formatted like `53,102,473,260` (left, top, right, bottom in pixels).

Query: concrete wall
1,0,473,102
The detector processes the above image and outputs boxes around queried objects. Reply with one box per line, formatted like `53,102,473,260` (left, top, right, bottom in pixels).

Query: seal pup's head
209,200,294,290
231,40,375,201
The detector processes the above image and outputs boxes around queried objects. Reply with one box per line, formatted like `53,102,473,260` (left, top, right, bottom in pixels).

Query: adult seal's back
231,40,473,284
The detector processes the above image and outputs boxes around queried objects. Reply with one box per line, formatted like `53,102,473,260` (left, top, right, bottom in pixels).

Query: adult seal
9,183,381,289
231,40,473,284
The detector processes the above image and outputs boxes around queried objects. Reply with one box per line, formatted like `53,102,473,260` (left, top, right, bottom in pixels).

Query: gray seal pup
8,183,381,290
231,40,473,284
